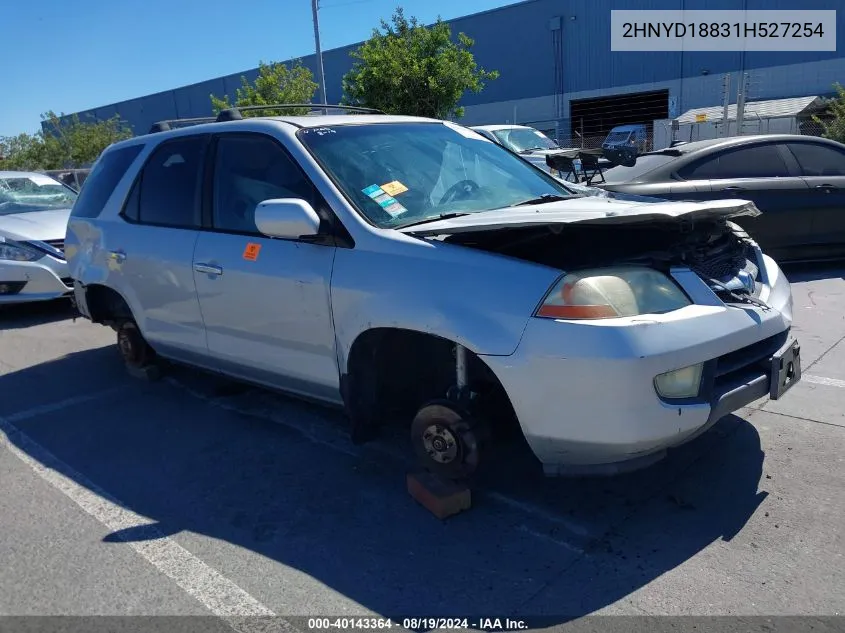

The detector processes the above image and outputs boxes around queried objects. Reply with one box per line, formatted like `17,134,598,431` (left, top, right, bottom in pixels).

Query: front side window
682,145,791,180
298,122,574,229
0,173,78,216
212,134,314,234
137,135,206,227
492,127,559,152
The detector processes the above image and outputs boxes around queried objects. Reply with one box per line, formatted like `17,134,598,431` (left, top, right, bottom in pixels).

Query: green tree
38,111,133,169
210,61,318,117
342,7,498,119
813,82,845,144
0,112,132,171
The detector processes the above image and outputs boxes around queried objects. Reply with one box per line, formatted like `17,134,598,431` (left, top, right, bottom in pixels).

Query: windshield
605,131,633,144
492,128,559,152
0,174,78,215
298,122,575,228
601,153,678,184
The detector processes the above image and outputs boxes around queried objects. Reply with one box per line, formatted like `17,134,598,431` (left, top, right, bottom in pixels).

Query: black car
595,134,845,262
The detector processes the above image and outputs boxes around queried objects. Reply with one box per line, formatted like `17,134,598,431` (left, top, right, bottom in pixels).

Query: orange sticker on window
243,243,262,261
381,180,408,196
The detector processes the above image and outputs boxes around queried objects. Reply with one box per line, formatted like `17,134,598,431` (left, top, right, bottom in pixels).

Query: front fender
330,239,560,372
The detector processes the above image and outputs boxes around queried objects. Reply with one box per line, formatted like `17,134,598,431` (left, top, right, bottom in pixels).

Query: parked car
595,134,845,262
602,123,648,166
0,171,76,304
67,110,800,478
470,124,573,175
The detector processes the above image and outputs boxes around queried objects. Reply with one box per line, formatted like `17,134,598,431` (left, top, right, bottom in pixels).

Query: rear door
678,143,811,255
112,134,209,364
783,140,845,258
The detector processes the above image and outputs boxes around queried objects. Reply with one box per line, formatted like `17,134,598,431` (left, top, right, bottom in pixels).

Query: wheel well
342,328,518,435
84,284,133,326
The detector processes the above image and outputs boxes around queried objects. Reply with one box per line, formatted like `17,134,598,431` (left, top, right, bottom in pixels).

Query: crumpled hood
0,208,71,242
398,197,761,237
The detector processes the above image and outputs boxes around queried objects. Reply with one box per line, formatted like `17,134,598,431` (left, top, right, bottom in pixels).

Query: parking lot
1,263,843,625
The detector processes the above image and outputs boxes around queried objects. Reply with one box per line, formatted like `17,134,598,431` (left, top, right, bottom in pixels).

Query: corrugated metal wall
60,0,845,135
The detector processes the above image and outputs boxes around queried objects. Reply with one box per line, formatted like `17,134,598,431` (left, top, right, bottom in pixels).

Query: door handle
721,186,744,192
194,263,223,276
108,250,126,263
815,184,837,191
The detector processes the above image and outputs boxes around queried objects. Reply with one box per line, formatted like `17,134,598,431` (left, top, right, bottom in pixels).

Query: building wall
60,0,845,137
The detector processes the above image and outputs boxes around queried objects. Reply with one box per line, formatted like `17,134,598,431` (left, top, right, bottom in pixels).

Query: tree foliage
342,7,498,119
210,61,318,117
813,82,845,144
0,112,133,171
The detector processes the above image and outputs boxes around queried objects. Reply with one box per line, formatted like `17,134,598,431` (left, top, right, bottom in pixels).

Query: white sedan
0,171,76,304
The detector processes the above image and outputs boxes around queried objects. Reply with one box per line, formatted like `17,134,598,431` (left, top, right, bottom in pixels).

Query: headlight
535,266,691,320
0,239,43,262
654,363,704,399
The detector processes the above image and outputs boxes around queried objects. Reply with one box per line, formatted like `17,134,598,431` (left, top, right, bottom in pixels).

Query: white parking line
5,386,130,423
0,415,296,633
803,374,845,389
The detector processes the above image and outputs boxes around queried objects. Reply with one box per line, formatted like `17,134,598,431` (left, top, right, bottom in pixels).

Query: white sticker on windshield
443,121,491,141
28,175,58,186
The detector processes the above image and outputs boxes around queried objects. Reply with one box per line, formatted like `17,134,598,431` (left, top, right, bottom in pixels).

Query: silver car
0,171,76,304
66,112,801,478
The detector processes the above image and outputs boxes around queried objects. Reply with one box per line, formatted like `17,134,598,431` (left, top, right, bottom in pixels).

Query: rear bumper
0,258,72,304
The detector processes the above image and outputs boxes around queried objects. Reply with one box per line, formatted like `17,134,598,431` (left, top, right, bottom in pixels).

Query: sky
1,0,514,137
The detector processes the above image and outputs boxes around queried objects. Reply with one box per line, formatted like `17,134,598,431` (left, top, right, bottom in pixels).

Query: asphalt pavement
0,264,843,631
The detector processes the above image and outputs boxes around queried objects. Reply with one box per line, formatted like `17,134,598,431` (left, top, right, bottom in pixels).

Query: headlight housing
535,266,691,320
654,363,705,399
0,238,43,262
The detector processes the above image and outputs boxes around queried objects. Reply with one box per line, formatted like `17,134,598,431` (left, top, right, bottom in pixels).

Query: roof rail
148,116,217,134
147,103,384,134
234,103,385,115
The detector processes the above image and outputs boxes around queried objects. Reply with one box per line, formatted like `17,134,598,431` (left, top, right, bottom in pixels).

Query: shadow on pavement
0,298,77,331
1,347,767,622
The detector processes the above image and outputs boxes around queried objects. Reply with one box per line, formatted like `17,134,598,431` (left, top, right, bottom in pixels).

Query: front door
192,132,340,402
680,142,812,256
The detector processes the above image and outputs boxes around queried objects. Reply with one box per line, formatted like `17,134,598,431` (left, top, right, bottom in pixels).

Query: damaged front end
405,199,770,309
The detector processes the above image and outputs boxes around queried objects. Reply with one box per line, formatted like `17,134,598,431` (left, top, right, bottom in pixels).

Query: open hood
397,198,760,237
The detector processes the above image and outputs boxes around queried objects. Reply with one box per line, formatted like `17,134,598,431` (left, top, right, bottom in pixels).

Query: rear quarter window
70,144,144,218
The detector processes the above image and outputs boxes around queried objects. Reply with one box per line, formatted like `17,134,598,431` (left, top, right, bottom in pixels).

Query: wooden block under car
406,471,472,519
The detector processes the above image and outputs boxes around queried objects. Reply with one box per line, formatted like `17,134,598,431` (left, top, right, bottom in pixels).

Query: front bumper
0,257,72,304
482,255,798,475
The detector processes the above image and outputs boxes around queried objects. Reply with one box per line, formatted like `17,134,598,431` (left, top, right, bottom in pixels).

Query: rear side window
786,142,845,176
70,144,144,218
680,145,790,180
136,136,206,228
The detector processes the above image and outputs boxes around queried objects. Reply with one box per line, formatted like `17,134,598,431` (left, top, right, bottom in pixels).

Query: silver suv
67,106,801,479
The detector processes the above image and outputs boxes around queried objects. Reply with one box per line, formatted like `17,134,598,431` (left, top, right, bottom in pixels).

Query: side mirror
254,198,321,240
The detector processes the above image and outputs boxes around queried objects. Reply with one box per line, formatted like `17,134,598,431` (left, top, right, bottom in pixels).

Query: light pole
311,0,328,112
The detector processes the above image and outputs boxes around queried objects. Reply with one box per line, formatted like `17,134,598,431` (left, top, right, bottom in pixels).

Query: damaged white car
66,111,801,478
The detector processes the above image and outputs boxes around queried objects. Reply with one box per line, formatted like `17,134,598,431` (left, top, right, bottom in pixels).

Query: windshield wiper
518,146,545,154
395,212,472,229
509,193,571,207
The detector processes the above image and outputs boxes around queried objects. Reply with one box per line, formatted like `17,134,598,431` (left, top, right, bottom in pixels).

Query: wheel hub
422,423,460,464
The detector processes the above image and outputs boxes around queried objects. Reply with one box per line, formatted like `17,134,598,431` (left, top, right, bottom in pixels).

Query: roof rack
147,103,384,134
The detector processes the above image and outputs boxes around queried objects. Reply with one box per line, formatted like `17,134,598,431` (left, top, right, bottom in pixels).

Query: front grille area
714,330,789,382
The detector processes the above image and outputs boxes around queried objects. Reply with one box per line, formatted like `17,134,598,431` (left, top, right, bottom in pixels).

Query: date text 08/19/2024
307,618,529,631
